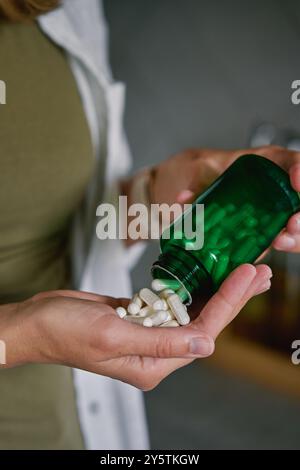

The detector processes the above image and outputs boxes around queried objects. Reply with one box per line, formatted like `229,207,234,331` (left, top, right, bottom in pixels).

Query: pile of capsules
115,279,190,327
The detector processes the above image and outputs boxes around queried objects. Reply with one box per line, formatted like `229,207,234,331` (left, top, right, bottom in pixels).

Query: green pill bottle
152,154,300,305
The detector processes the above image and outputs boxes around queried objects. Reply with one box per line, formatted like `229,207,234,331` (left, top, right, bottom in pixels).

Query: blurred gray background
104,0,300,449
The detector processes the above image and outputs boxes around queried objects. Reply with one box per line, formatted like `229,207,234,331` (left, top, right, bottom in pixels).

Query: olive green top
0,21,95,449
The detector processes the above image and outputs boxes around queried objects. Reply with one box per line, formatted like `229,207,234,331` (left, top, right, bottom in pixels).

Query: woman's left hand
149,145,300,252
34,264,269,390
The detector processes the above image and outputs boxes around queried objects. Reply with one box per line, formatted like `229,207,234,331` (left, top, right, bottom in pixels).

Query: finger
285,212,300,235
106,265,259,360
176,189,195,204
103,317,215,359
87,354,192,391
273,231,300,252
32,289,109,302
96,354,196,391
255,279,271,295
290,163,300,192
31,290,130,308
191,264,270,340
121,265,271,384
244,264,272,297
92,266,272,389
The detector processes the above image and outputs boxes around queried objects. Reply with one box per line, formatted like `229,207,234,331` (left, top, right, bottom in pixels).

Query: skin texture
0,264,272,390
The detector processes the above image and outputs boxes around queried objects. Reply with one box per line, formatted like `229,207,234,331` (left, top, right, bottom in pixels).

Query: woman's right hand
0,263,271,390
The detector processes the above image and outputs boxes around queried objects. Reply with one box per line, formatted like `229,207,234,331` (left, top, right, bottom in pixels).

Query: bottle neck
152,246,213,305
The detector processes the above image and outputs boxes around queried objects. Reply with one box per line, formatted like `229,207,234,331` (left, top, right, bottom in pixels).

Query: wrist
0,299,45,368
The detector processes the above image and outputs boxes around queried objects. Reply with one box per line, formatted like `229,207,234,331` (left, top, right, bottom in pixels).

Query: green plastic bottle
152,154,300,305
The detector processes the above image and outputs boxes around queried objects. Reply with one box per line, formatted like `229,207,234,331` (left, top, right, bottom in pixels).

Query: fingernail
255,280,271,295
189,337,214,357
177,189,195,203
275,234,296,250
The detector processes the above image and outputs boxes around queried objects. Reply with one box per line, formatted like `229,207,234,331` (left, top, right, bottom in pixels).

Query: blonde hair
0,0,60,22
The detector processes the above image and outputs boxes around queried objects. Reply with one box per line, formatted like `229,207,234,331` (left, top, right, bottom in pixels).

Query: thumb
107,319,215,359
290,163,300,192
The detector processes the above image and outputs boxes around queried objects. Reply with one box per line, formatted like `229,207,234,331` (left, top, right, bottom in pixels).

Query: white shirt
38,0,149,450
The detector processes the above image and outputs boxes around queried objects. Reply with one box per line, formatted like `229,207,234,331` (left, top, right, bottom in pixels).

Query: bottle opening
152,248,214,306
151,263,192,305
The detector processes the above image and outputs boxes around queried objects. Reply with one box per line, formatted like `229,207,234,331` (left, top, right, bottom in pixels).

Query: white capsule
167,294,190,326
177,286,190,303
124,316,145,325
132,294,143,308
139,288,161,307
127,302,140,315
160,319,180,327
160,288,175,299
143,310,172,327
153,298,168,311
138,306,153,317
151,279,181,292
116,307,127,318
143,318,153,327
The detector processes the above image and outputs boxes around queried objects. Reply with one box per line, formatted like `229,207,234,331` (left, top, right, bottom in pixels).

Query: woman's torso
0,20,95,449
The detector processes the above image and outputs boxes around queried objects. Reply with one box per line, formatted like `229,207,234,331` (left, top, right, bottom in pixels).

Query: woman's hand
0,263,271,390
149,145,300,253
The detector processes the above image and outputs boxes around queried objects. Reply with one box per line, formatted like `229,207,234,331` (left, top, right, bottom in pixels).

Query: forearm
0,300,42,369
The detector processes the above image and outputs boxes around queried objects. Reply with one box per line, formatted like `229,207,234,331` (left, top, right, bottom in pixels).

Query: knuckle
257,145,282,155
29,293,67,311
30,291,52,303
154,334,174,358
98,317,118,351
98,303,115,318
30,295,59,311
